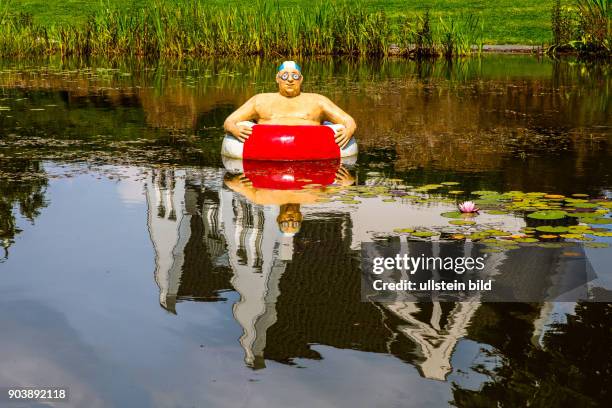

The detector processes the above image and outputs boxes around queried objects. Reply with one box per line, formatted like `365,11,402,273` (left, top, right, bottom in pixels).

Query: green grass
13,0,552,45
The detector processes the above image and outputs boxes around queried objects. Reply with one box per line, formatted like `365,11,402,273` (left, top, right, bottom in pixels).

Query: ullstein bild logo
361,240,612,303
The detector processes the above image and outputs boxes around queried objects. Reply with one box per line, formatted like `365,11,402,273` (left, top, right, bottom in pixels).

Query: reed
0,0,485,58
550,0,611,56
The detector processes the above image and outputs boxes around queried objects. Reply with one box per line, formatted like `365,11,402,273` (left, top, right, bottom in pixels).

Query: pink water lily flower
458,201,480,213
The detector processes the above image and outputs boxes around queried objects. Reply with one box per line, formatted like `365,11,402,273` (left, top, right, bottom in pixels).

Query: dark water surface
1,56,611,407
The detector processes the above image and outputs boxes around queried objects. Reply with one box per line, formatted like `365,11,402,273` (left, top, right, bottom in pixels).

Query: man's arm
224,96,258,142
319,96,357,148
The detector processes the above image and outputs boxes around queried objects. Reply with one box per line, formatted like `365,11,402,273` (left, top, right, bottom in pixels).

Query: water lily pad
382,198,397,202
570,202,598,209
559,233,585,239
411,231,437,238
481,238,500,244
472,190,498,196
468,232,490,240
449,220,476,226
483,229,512,237
514,237,539,243
592,231,612,237
441,211,463,218
544,194,565,199
571,194,589,198
449,190,464,194
580,217,612,225
527,210,567,220
536,242,567,248
394,228,415,233
585,242,609,248
441,182,460,186
539,234,559,239
535,226,569,233
486,210,509,215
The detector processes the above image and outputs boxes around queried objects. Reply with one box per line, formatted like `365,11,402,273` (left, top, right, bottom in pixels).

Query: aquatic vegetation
527,210,568,220
514,237,539,243
550,0,611,57
441,211,463,218
535,226,569,233
411,231,437,238
449,219,476,226
585,242,609,248
437,14,484,57
393,228,415,233
0,0,486,58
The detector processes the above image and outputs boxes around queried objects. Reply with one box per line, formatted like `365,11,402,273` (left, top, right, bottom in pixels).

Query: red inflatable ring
221,122,358,161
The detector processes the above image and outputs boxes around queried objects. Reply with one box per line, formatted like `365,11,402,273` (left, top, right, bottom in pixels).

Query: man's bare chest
257,97,321,120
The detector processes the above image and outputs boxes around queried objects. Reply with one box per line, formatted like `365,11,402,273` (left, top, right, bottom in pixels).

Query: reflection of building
219,189,288,369
145,167,574,381
145,168,232,314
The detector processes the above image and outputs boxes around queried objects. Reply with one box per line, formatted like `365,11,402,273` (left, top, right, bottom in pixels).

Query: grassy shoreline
9,0,554,45
0,0,608,58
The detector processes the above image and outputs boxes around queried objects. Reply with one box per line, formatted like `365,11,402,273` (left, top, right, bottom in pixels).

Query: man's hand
334,126,351,149
236,174,253,188
233,124,253,143
334,166,355,186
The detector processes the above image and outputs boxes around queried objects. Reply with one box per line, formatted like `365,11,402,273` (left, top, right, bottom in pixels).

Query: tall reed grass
0,0,485,59
550,0,611,56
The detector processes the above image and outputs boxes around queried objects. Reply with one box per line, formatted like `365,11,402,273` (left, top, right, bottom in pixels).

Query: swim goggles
278,72,302,81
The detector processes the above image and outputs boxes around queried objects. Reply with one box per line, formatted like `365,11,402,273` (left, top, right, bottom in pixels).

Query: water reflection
0,159,48,260
139,158,612,383
0,56,610,193
0,55,611,405
143,163,515,379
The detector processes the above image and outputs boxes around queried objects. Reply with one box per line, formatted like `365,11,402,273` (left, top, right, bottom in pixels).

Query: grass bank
0,0,488,58
9,0,554,45
0,0,608,58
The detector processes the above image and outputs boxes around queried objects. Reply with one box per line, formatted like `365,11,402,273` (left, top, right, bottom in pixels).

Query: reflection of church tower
376,236,508,380
385,302,480,380
219,189,288,369
146,168,233,314
262,214,419,365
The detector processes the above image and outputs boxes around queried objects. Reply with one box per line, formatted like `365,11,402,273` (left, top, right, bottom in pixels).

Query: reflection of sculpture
223,160,355,237
221,162,355,367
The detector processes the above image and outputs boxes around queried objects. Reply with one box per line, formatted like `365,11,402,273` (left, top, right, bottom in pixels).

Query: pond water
0,56,611,407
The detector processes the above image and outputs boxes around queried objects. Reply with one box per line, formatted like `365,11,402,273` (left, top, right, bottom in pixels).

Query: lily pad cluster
383,183,611,250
